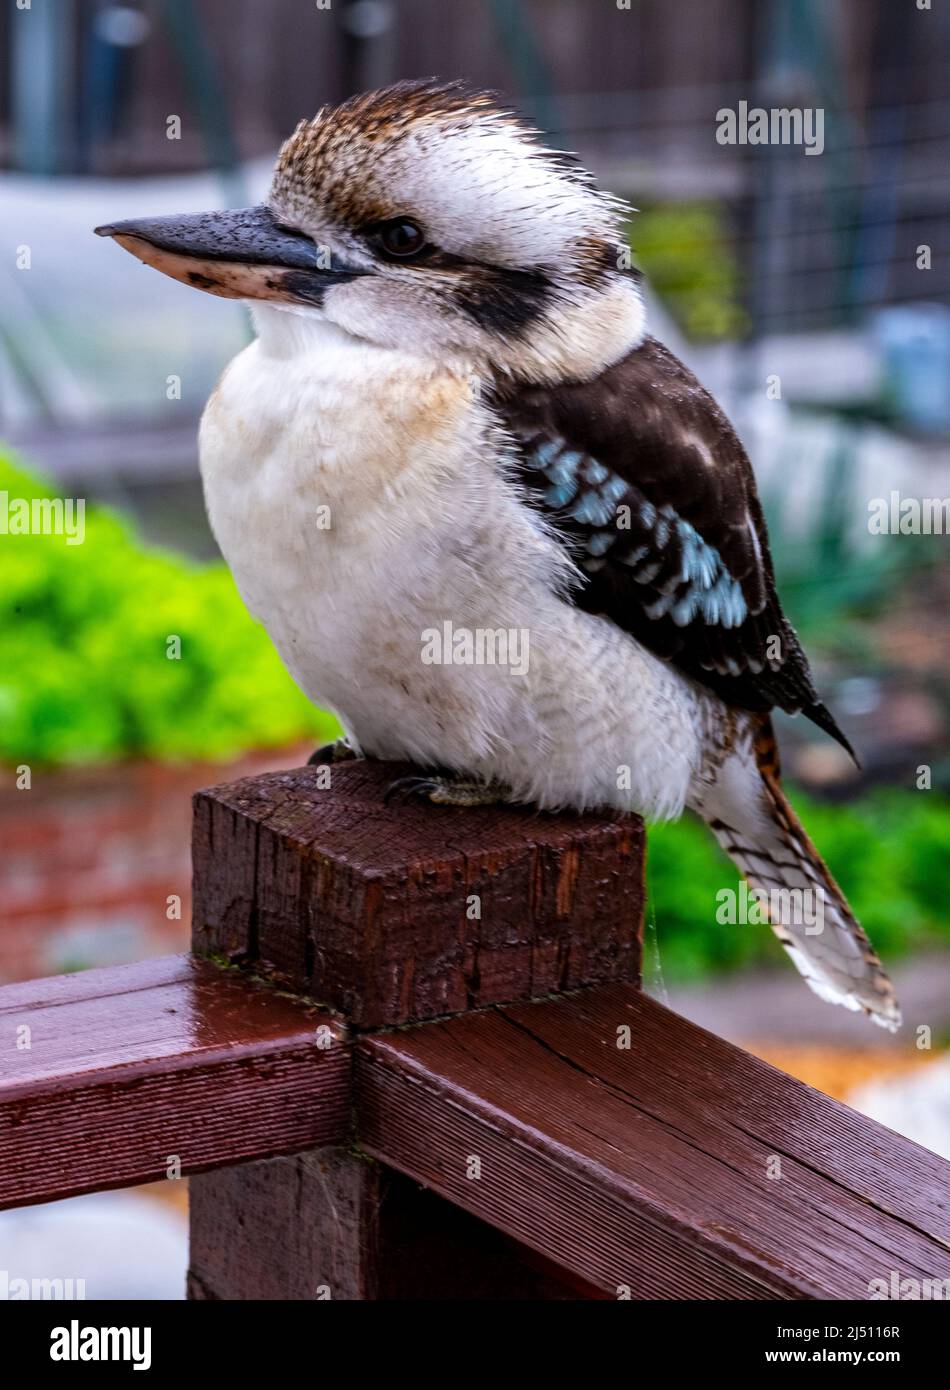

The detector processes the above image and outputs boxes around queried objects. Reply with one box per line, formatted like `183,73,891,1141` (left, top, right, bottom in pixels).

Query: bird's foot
383,772,510,808
307,737,360,767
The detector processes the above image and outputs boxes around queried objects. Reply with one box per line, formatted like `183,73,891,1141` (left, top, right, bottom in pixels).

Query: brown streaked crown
269,78,608,237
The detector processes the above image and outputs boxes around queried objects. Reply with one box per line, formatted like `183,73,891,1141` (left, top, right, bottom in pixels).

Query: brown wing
491,336,851,753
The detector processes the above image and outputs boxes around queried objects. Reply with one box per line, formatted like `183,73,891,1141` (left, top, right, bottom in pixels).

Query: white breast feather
198,307,707,819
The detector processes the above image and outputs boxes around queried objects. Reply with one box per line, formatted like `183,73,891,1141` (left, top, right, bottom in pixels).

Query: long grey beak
94,204,363,306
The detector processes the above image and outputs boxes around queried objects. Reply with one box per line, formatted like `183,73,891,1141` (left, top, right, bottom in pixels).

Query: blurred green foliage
0,452,338,767
630,201,748,341
647,788,950,980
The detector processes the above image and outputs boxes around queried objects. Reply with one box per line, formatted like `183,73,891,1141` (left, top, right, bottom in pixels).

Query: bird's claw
307,738,360,767
382,775,442,805
383,773,507,807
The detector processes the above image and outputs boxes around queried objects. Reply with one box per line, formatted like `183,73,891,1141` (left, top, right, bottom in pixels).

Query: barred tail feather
697,719,900,1031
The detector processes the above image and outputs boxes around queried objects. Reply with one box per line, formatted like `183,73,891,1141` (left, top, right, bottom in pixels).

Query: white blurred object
874,304,950,434
0,1189,186,1300
849,1057,950,1161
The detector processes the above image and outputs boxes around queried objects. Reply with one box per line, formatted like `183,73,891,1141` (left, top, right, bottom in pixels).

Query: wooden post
187,759,644,1300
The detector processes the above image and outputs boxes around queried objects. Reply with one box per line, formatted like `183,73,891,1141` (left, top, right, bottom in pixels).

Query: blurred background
1,0,949,1297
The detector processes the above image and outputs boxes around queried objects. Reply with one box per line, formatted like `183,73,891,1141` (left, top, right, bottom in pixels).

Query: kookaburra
97,79,899,1028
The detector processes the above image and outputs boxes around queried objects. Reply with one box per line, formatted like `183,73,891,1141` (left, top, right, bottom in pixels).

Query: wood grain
188,1149,381,1301
192,760,644,1027
188,1158,587,1301
0,955,349,1210
188,763,644,1298
357,983,950,1300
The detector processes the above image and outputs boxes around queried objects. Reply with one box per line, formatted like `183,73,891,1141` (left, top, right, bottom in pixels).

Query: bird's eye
376,218,428,260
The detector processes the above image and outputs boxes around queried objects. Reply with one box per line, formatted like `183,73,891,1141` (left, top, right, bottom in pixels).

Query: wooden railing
2,760,949,1300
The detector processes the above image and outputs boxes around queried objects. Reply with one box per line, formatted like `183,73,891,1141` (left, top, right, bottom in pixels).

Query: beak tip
94,224,117,238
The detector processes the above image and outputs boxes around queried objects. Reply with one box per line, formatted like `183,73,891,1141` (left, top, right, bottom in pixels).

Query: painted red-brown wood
188,761,646,1299
188,1149,383,1301
188,1156,590,1301
0,955,349,1209
356,982,950,1300
192,760,644,1027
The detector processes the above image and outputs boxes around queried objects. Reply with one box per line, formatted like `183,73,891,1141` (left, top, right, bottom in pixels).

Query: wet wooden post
186,759,645,1300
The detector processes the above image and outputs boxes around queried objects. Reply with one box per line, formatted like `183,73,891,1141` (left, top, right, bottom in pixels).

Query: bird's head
96,80,644,383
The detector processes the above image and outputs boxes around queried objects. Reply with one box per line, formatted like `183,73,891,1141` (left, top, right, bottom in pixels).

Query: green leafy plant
630,201,748,342
647,788,950,979
0,451,339,767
